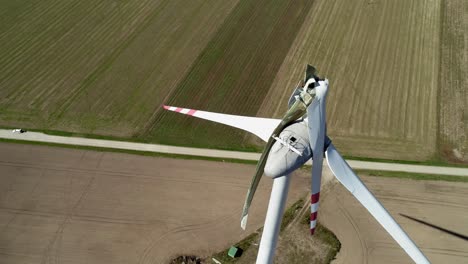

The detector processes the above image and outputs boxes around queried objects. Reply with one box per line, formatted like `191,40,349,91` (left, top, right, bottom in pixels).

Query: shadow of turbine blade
399,213,468,241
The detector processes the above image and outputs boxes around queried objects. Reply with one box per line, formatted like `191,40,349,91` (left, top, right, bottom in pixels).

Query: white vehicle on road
11,129,26,133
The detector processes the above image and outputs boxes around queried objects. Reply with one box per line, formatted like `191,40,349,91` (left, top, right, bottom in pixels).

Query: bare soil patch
0,142,307,263
321,171,468,264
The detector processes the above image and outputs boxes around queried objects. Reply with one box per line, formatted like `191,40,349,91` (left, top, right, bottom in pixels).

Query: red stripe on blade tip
311,212,318,221
311,192,320,204
187,109,197,116
310,228,316,235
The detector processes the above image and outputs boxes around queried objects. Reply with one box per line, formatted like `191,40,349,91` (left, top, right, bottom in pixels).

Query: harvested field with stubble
258,0,442,161
438,0,468,163
0,0,239,136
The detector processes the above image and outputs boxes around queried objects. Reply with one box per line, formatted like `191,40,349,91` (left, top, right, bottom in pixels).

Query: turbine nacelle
265,73,329,178
264,122,311,178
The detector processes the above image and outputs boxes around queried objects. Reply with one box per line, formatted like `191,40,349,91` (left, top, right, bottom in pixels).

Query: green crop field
0,0,465,163
145,0,314,149
0,0,239,136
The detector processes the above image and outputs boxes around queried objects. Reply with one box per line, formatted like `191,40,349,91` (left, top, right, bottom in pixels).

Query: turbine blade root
241,214,249,230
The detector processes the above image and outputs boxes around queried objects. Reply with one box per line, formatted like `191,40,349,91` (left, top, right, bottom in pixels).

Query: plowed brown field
0,142,307,263
258,0,442,161
438,0,468,163
2,142,466,263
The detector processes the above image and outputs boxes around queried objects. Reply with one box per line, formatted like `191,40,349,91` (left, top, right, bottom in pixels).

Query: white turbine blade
325,143,430,264
306,80,327,235
163,105,280,142
240,214,249,230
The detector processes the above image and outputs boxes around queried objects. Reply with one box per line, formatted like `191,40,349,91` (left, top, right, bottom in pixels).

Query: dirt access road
1,130,467,177
1,142,467,263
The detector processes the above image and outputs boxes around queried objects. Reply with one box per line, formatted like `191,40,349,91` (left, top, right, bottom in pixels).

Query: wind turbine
163,65,430,264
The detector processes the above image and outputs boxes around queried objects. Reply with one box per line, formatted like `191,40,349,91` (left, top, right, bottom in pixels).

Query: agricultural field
0,142,313,264
258,0,442,161
0,0,465,163
438,0,468,163
145,0,314,149
0,0,239,136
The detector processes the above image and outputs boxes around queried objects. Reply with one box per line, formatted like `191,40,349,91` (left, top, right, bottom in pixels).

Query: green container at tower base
227,246,240,258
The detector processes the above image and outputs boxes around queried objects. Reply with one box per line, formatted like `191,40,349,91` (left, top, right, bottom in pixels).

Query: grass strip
280,199,305,232
356,169,468,183
1,126,263,152
0,138,257,165
3,126,467,168
343,155,468,168
211,197,341,263
299,206,341,264
317,224,341,263
211,199,305,263
2,137,467,184
210,229,262,263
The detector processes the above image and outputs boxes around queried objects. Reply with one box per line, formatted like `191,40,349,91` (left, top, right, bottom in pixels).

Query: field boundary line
1,129,467,177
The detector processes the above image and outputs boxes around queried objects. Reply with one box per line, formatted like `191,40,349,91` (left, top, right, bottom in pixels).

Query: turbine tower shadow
400,213,468,241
